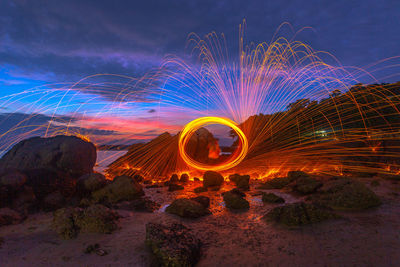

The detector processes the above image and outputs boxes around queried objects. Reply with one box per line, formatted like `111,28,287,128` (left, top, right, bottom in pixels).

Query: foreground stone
166,198,211,218
222,189,249,210
263,202,340,227
52,204,119,239
0,135,96,178
92,175,144,204
229,174,250,190
262,192,285,203
310,178,381,210
203,171,224,188
146,222,201,267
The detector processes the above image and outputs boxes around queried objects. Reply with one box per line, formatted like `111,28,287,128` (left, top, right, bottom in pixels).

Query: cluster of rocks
0,135,159,239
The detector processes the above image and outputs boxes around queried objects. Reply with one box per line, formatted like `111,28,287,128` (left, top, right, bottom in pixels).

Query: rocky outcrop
76,173,108,196
292,176,322,195
263,202,340,227
222,189,249,210
0,135,96,178
145,222,202,267
203,171,224,188
166,198,211,218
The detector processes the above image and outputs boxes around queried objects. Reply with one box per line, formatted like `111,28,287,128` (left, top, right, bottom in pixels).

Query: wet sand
1,178,400,267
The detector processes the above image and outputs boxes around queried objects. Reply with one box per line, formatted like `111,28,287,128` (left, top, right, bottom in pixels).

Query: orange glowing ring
179,116,248,171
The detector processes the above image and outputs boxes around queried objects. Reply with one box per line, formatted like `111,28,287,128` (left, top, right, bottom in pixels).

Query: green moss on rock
52,207,81,239
75,204,119,234
92,175,144,204
145,222,201,267
310,178,381,210
263,202,340,227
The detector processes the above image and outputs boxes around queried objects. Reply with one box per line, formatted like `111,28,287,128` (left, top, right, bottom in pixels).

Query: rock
11,186,37,213
0,170,27,188
263,202,340,227
287,171,310,181
116,197,160,212
203,171,224,188
168,184,184,192
222,189,249,210
229,174,250,190
292,176,322,194
257,177,291,189
194,186,207,193
145,222,201,267
75,204,119,234
92,175,144,204
52,207,81,239
180,173,189,183
42,191,65,211
190,196,210,208
165,198,211,218
84,243,109,256
76,173,108,196
193,177,200,182
310,178,381,210
0,208,25,226
370,179,380,187
22,168,75,202
170,174,179,184
262,192,285,203
0,135,96,178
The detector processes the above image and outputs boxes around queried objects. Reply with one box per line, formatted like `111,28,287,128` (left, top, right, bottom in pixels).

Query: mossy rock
92,175,144,204
203,171,224,188
75,204,119,234
52,207,81,239
194,186,207,193
229,174,250,190
258,177,291,189
145,222,201,267
76,173,108,196
222,189,249,210
262,192,285,203
292,177,322,194
166,198,210,218
310,178,381,210
263,202,340,227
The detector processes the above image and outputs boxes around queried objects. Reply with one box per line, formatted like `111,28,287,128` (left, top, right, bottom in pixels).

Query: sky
1,0,400,145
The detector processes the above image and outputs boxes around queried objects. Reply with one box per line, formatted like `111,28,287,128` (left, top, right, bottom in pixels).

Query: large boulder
310,178,381,210
263,202,340,227
92,175,144,204
0,135,97,178
166,198,211,218
222,189,249,210
203,171,224,188
145,222,202,267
